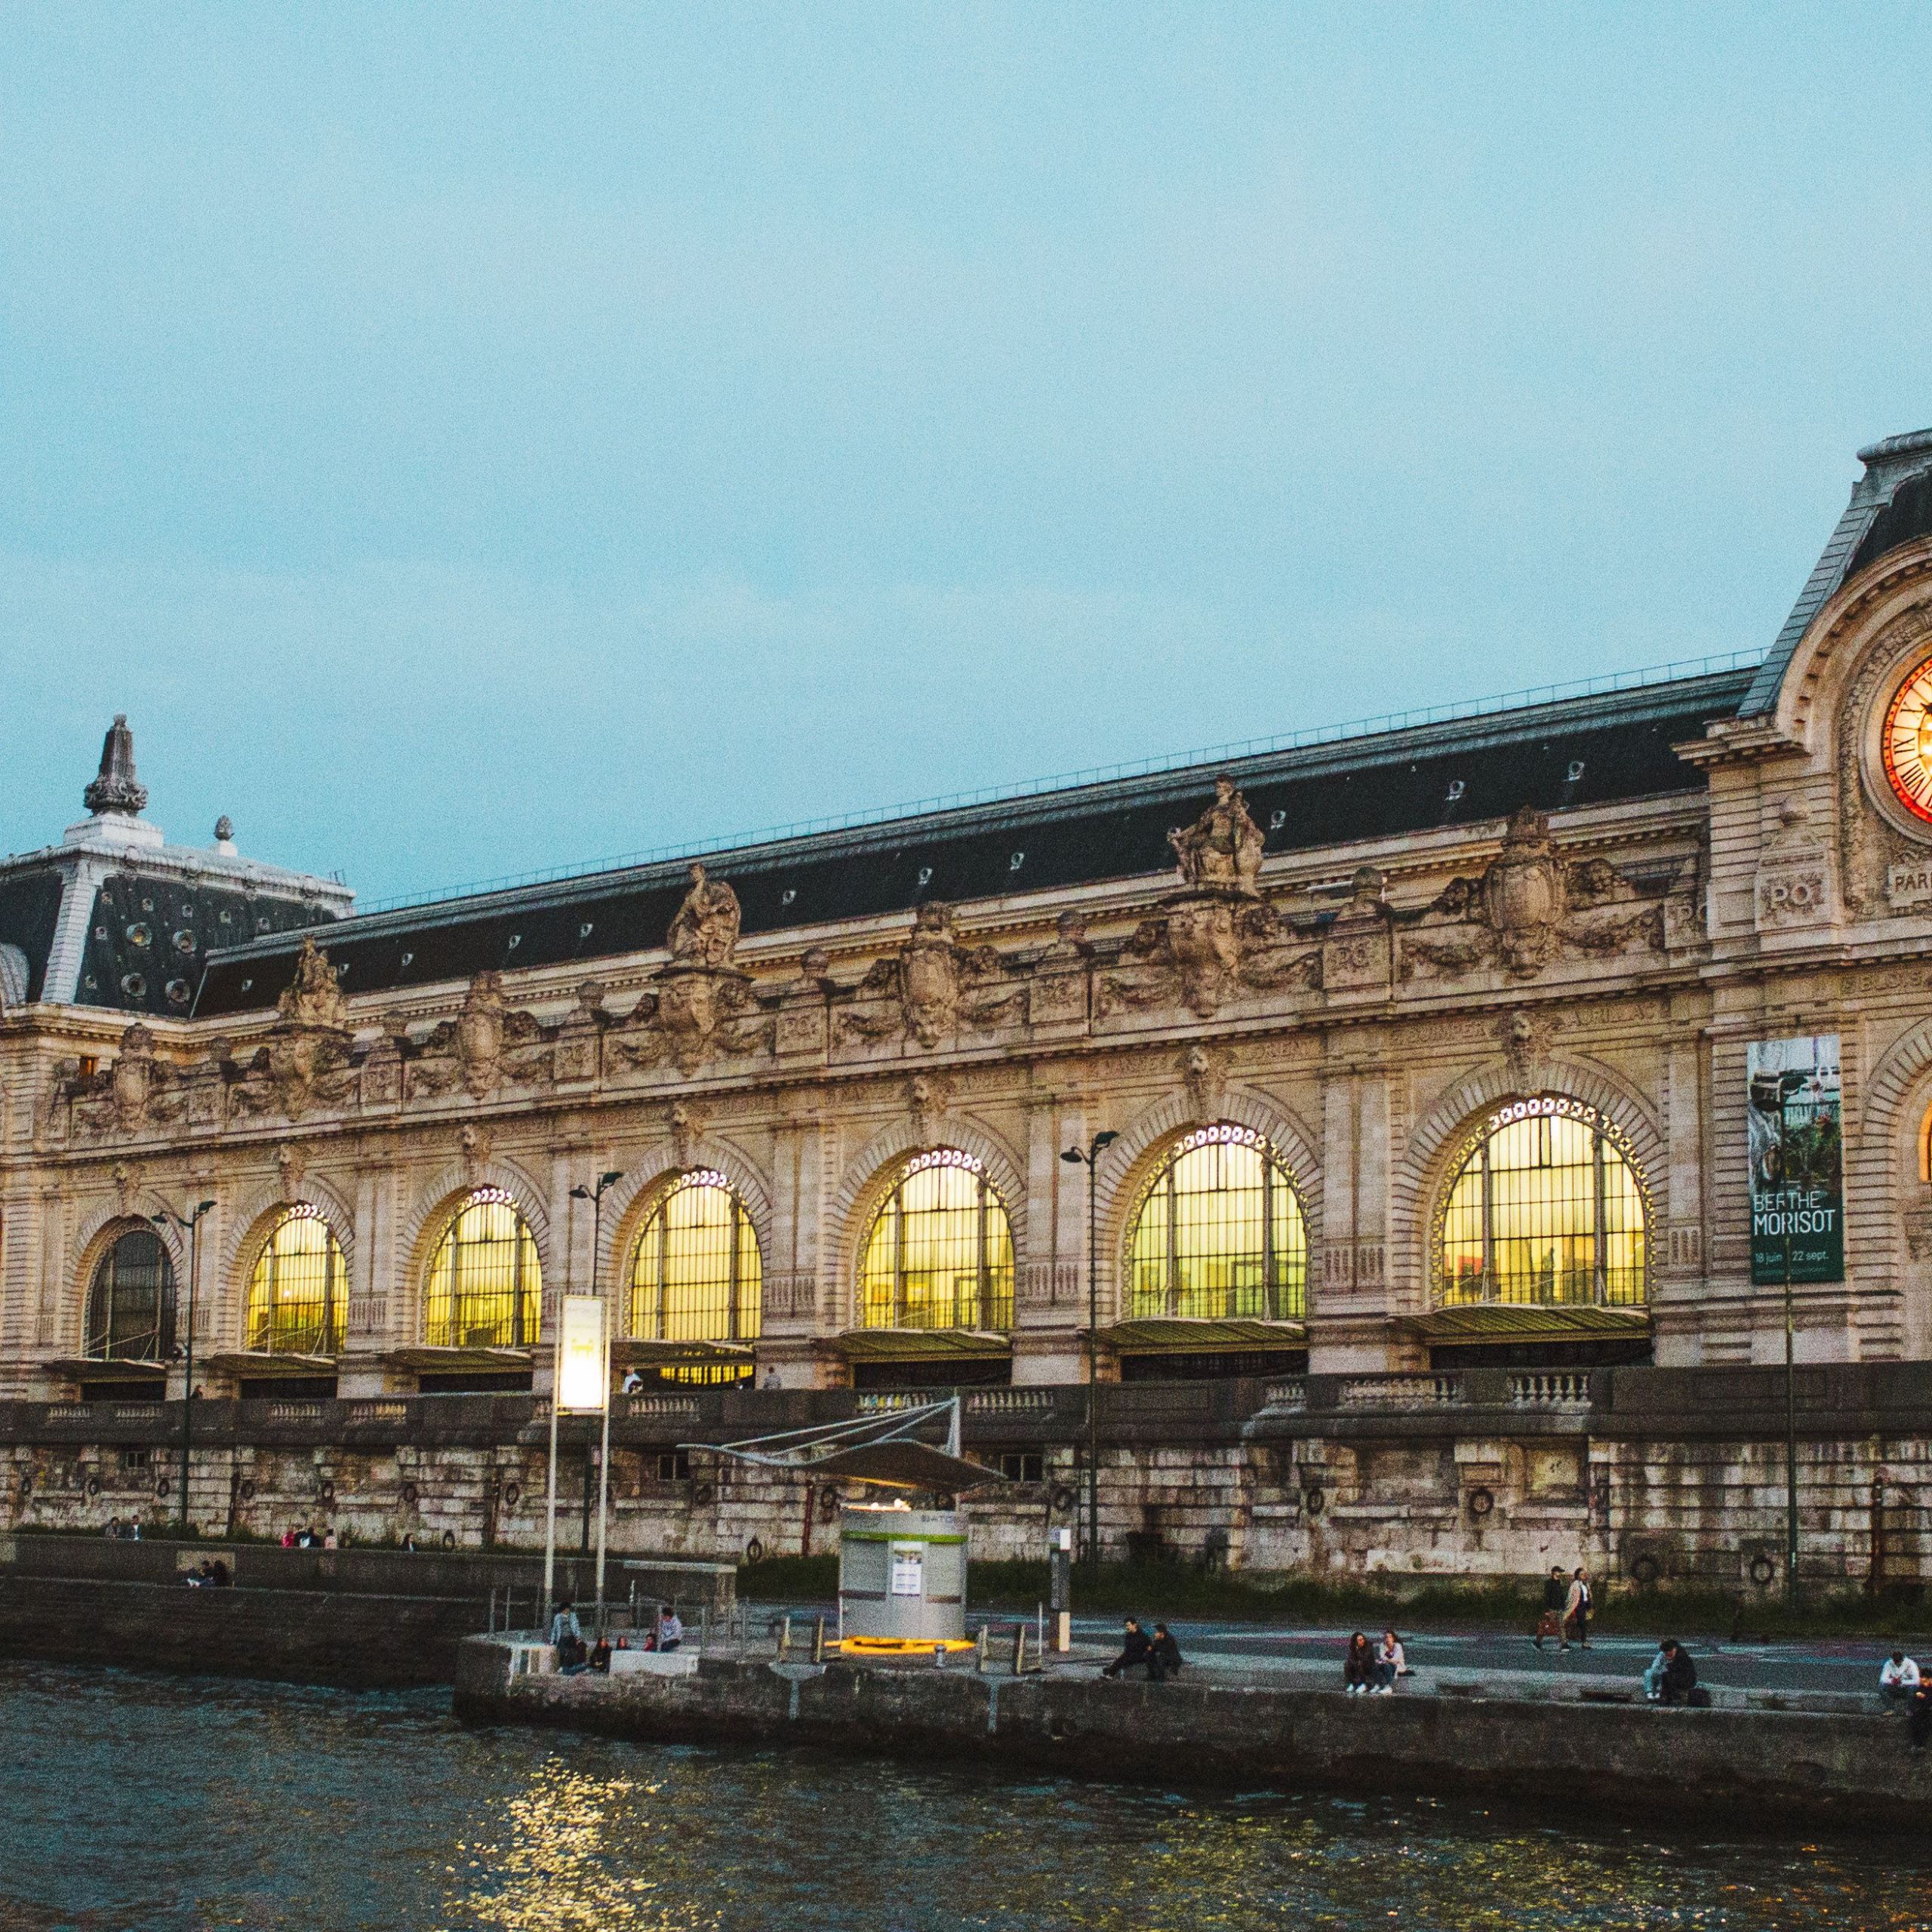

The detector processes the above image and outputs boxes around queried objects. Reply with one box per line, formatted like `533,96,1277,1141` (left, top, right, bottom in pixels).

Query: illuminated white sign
555,1294,609,1414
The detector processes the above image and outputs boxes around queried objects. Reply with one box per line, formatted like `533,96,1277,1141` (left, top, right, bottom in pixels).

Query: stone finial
214,815,237,853
83,715,148,817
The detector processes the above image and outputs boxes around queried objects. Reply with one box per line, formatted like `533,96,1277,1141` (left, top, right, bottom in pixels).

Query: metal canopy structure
687,1395,1005,1494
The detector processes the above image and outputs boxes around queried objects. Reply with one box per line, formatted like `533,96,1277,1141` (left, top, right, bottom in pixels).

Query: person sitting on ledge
1149,1623,1184,1682
1909,1678,1931,1755
1374,1629,1407,1694
589,1634,612,1674
1101,1617,1153,1680
550,1599,586,1672
657,1607,685,1652
1643,1638,1697,1705
1880,1651,1921,1706
1344,1632,1377,1695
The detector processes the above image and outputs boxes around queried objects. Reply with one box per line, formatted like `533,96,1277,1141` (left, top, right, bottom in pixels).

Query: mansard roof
192,663,1752,1018
1741,426,1932,718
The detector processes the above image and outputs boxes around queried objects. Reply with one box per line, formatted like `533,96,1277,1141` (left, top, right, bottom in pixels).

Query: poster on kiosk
1746,1035,1844,1285
555,1293,611,1413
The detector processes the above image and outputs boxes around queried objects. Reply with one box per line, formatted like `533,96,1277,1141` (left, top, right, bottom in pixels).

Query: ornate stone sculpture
1403,807,1666,983
278,937,349,1032
1100,894,1313,1020
667,863,742,969
83,714,148,817
1168,774,1266,895
838,904,1020,1049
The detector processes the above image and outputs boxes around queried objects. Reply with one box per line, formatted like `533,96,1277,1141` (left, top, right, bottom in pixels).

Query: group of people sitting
1880,1650,1932,1752
279,1527,336,1549
548,1599,684,1675
1343,1630,1408,1694
181,1558,231,1587
1099,1617,1186,1681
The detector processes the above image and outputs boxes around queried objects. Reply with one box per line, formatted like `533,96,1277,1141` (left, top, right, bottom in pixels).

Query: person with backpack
1148,1623,1184,1682
1564,1567,1592,1650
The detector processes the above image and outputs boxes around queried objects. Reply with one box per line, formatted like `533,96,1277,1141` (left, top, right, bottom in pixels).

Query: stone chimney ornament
84,715,148,817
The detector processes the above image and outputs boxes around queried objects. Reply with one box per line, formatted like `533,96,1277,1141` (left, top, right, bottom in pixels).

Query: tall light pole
571,1170,624,1635
1780,1095,1799,1607
1060,1131,1118,1575
151,1198,216,1537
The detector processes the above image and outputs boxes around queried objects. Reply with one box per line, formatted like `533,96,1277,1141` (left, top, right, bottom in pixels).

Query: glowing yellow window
1435,1097,1648,1308
1125,1124,1307,1321
629,1171,762,1343
860,1150,1014,1332
245,1205,346,1356
423,1189,541,1349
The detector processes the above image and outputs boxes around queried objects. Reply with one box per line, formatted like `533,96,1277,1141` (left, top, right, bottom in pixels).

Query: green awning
1098,1318,1308,1354
614,1337,754,1368
833,1327,1012,1362
385,1346,534,1372
1403,1304,1650,1342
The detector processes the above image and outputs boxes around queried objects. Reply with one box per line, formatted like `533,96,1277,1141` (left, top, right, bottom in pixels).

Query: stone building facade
5,428,1932,1587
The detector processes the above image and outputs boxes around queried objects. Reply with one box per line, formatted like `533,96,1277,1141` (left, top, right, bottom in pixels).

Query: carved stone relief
837,904,1021,1049
1401,808,1666,983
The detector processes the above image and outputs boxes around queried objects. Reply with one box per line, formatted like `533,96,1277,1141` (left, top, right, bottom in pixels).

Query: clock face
1884,658,1932,823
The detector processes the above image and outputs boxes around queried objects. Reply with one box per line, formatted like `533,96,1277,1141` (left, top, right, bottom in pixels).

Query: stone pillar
1014,1094,1083,1384
1309,1054,1404,1373
337,1161,395,1398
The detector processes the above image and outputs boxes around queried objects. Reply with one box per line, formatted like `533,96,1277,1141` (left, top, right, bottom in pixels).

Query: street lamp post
1781,1103,1800,1607
1060,1131,1118,1575
571,1170,624,1636
150,1198,217,1537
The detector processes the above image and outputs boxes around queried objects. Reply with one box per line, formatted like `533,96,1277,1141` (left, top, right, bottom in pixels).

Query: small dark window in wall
998,1451,1044,1484
657,1448,693,1481
77,1057,98,1079
119,1447,151,1472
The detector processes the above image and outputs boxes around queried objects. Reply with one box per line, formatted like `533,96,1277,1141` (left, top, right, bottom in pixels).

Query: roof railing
342,646,1761,918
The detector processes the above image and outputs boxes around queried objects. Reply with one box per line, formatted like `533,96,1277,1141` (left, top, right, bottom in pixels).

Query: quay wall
0,1367,1927,1594
452,1641,1932,1833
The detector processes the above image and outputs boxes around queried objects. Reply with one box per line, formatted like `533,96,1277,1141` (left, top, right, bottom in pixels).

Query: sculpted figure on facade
1168,774,1266,895
278,937,348,1032
838,903,1019,1049
667,863,742,969
408,972,550,1100
1404,807,1664,982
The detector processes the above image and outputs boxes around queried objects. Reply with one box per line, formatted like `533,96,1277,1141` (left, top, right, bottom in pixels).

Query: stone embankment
0,1534,732,1686
454,1635,1932,1832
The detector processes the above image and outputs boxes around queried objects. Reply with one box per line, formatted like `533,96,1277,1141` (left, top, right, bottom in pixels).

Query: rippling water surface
0,1664,1924,1931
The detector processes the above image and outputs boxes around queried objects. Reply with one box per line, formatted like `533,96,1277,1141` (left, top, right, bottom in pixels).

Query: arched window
629,1171,762,1343
1435,1096,1649,1308
860,1149,1014,1332
85,1227,176,1360
423,1189,540,1349
1124,1123,1308,1321
245,1206,346,1356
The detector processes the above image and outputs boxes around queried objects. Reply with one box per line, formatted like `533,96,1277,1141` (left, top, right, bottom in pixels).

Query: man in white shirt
1880,1651,1921,1704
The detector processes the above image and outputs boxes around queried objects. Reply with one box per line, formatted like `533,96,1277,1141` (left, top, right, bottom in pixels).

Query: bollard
813,1615,826,1664
700,1604,710,1654
779,1613,792,1659
1012,1624,1027,1677
489,1586,497,1634
975,1626,988,1674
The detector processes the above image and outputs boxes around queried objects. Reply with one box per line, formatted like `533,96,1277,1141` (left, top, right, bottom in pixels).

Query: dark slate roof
77,873,339,1018
192,666,1752,1019
0,866,68,1006
1742,428,1932,718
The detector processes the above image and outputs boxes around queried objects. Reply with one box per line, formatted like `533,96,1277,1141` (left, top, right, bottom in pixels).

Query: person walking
549,1599,585,1670
1344,1632,1377,1695
1101,1617,1154,1680
1534,1565,1567,1649
1564,1567,1592,1651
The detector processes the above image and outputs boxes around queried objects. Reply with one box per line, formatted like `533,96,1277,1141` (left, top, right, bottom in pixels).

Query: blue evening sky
2,7,1928,904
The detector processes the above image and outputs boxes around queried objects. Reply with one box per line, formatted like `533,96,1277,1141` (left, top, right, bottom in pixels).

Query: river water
0,1664,1923,1931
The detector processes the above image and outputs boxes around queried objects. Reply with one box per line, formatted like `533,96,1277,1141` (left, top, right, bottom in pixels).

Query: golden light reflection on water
0,1669,1926,1932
